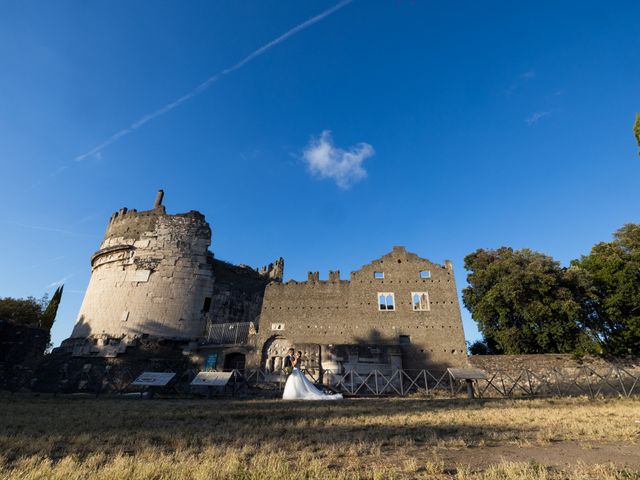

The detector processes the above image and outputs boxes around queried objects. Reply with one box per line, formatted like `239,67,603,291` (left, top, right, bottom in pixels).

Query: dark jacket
283,354,293,369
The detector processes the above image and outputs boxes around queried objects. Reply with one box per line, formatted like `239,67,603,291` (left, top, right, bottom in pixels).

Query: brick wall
251,246,468,370
470,354,640,373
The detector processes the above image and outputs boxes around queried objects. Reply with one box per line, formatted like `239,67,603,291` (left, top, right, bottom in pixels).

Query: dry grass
1,394,639,479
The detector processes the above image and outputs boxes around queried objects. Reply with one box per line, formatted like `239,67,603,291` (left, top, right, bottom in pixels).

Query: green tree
0,297,43,326
634,113,640,155
468,339,494,355
40,285,63,330
462,247,598,355
573,224,640,355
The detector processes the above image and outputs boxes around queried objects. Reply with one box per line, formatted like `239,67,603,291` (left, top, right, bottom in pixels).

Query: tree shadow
32,319,201,394
0,396,541,463
70,314,91,338
349,328,447,372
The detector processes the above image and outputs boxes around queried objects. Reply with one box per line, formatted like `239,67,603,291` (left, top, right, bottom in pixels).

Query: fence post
423,370,428,395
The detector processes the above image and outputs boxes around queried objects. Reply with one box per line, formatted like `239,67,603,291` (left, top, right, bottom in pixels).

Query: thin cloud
44,273,75,289
525,111,552,126
27,255,65,270
302,130,374,189
73,0,354,164
5,220,79,236
519,70,536,80
506,69,536,96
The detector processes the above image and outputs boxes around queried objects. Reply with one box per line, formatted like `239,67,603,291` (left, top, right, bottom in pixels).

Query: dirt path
435,441,640,471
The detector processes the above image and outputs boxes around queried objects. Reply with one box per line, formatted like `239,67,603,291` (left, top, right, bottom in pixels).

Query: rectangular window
378,292,395,311
374,271,384,279
202,297,212,313
399,335,411,346
411,292,430,311
419,270,431,279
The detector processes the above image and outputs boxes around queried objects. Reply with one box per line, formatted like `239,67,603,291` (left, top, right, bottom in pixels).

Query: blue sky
1,0,639,347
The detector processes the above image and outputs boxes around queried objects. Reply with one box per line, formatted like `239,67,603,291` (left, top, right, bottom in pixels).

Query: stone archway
261,336,292,372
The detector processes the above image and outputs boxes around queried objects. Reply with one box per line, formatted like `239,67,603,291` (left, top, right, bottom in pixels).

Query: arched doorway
261,336,292,372
223,352,246,371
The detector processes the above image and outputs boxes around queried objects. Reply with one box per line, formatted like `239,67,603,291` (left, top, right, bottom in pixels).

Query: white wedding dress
282,368,343,400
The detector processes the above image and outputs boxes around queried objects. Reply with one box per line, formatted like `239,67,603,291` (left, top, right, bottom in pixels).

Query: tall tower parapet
72,191,214,340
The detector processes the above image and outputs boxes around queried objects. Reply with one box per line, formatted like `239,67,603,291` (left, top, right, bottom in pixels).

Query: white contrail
74,0,353,162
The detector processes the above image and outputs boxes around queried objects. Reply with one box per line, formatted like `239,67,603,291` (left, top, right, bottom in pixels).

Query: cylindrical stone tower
71,191,214,340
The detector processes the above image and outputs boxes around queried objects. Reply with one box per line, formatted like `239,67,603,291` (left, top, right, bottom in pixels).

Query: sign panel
447,368,487,380
191,371,233,387
131,372,176,386
204,353,218,371
126,269,151,283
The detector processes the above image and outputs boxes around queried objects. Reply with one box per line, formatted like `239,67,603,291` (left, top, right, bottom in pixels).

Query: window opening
411,292,430,311
378,292,395,311
202,297,212,313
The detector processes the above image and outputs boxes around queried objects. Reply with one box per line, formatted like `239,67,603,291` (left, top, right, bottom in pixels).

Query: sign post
191,371,233,398
130,372,176,398
447,368,487,399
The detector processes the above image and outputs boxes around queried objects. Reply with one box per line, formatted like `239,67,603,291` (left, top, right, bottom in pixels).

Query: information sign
191,371,233,387
204,353,218,371
131,372,176,386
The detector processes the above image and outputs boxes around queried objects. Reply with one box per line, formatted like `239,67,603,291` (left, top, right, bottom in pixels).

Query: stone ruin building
251,246,468,375
50,190,468,387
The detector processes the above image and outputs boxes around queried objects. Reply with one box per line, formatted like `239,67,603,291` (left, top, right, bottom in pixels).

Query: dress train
282,369,343,400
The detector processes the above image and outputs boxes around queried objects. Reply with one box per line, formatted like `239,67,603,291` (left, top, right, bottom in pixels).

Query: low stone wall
0,319,50,390
31,339,198,394
469,354,640,398
469,354,640,373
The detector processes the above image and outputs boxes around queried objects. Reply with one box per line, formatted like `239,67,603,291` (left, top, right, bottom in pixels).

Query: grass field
1,394,639,479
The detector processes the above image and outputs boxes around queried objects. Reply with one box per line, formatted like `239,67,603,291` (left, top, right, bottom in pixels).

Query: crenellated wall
206,259,278,326
65,192,467,375
71,196,215,340
250,246,468,370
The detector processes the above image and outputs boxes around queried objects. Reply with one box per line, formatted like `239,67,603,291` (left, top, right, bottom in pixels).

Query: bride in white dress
282,351,343,401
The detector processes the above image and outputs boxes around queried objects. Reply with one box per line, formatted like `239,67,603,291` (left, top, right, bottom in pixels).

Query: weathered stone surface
32,338,198,394
250,246,468,370
64,192,467,378
73,205,214,340
469,353,640,373
69,192,278,345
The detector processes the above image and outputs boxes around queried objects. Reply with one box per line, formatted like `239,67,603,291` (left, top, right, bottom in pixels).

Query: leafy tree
573,224,640,355
0,288,62,330
463,247,598,355
468,339,494,355
635,113,640,155
0,297,43,326
40,285,63,330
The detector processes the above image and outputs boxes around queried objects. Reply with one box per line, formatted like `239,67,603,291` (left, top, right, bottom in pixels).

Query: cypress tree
634,113,640,155
40,285,63,330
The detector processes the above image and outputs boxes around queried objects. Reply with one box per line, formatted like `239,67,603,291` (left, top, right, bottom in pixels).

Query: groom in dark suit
283,348,295,376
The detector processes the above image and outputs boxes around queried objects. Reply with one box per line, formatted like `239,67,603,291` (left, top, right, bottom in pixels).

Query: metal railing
234,365,640,398
205,322,252,345
64,364,640,398
476,365,640,398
